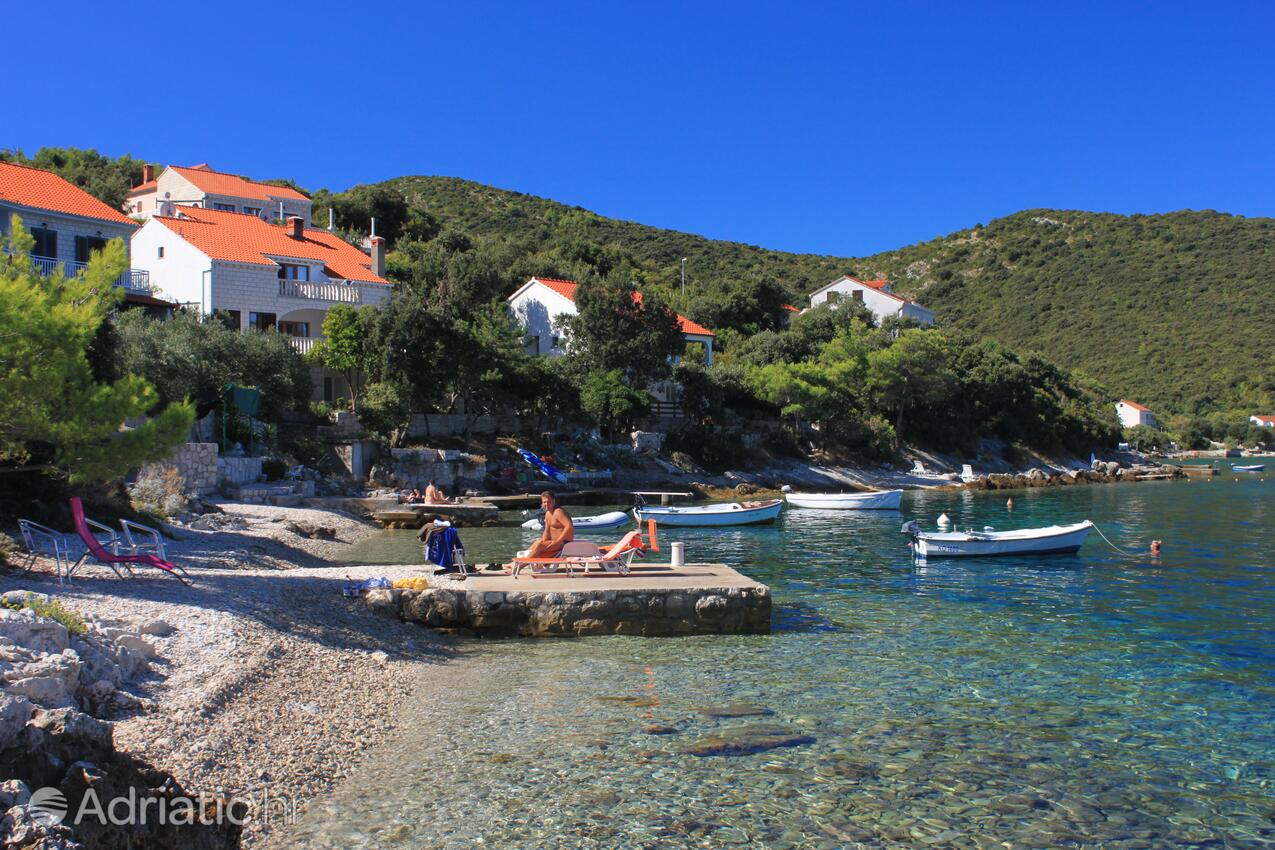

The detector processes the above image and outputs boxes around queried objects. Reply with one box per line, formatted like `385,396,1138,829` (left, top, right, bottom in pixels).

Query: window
157,246,165,259
74,236,108,264
551,335,561,349
31,227,57,259
216,310,241,330
525,335,540,355
277,264,310,281
243,207,262,217
851,290,864,302
212,203,236,212
323,377,334,402
278,321,310,338
249,312,277,332
826,291,841,303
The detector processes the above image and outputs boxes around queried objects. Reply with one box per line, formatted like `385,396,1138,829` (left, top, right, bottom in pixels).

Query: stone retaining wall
364,584,771,637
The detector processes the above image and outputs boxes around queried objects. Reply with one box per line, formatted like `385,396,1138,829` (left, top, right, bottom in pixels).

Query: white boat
521,510,630,531
633,499,784,527
902,520,1094,558
1232,464,1265,472
784,490,902,510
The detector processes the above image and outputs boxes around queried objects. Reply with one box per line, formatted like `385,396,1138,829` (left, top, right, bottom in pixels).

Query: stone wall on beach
364,583,772,637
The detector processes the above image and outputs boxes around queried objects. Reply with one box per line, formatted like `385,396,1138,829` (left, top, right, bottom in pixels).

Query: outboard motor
901,520,920,539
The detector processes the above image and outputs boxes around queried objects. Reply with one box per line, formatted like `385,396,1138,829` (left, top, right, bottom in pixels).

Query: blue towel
426,525,465,572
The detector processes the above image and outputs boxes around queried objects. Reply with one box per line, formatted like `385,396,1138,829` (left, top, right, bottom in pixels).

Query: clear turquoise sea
281,471,1275,849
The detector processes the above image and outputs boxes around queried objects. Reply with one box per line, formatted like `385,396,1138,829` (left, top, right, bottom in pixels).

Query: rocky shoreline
1,503,445,849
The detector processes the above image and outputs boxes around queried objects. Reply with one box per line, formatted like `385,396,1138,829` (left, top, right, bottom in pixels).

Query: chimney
370,236,385,278
141,164,155,183
287,216,304,239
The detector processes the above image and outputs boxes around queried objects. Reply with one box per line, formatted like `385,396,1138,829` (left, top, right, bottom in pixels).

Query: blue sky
9,1,1273,256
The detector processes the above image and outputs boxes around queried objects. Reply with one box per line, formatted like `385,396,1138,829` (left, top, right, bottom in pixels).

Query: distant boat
1232,464,1265,472
522,510,629,531
902,520,1094,558
634,499,784,527
785,490,902,510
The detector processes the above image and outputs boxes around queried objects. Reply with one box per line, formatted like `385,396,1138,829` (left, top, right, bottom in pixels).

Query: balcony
277,278,391,305
24,255,151,293
286,336,317,355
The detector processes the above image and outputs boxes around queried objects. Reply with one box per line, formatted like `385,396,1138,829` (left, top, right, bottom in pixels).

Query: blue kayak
517,448,569,484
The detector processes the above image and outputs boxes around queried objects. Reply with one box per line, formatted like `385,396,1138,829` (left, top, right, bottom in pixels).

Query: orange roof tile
527,276,714,337
1252,415,1275,426
166,165,309,202
154,206,387,284
1119,400,1152,412
126,179,157,197
0,161,136,226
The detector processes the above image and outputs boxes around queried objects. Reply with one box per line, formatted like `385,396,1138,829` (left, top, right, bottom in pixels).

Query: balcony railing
24,255,151,293
286,336,317,355
278,279,387,304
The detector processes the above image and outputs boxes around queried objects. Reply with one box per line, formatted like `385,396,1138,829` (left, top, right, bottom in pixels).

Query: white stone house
125,163,312,226
0,160,164,309
807,275,935,326
507,276,715,365
1116,400,1157,429
1249,415,1275,429
130,205,392,400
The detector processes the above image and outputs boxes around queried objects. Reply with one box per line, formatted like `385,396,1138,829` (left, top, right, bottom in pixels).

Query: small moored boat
521,510,630,532
902,520,1094,558
633,499,783,527
1232,464,1265,473
785,490,902,510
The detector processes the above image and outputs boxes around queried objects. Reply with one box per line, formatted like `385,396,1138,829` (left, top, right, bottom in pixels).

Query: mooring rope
1092,522,1142,557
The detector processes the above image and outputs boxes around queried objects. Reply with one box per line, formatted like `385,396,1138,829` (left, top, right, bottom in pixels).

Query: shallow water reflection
286,478,1275,848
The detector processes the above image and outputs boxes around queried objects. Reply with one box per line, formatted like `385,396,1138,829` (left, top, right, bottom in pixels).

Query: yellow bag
392,577,430,590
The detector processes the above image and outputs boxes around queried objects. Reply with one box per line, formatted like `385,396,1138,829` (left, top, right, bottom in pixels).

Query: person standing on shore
525,491,573,558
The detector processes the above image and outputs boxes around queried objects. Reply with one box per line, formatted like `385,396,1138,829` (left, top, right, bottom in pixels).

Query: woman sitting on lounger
525,491,573,558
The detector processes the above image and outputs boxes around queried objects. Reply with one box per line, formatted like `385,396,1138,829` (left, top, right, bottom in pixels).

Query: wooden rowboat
785,490,902,510
902,520,1094,558
633,499,784,527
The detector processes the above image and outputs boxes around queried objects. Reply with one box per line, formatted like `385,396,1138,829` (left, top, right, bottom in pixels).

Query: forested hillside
328,178,1274,415
847,210,1275,415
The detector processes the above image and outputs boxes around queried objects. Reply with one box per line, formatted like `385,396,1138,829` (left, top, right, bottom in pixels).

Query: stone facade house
0,160,166,311
125,163,312,226
807,274,935,326
130,206,392,400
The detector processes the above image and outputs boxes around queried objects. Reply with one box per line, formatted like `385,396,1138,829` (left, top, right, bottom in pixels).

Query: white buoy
937,513,951,528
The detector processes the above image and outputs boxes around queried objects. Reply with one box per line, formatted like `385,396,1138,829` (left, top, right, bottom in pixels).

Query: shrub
129,465,187,516
0,532,18,566
261,457,289,481
1,594,86,635
308,400,332,420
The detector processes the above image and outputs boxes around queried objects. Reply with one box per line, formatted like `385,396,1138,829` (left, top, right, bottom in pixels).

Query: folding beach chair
16,519,73,582
68,498,190,584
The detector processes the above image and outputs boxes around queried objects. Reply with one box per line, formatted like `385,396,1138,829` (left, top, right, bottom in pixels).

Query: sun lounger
511,531,648,578
69,498,190,584
119,518,167,560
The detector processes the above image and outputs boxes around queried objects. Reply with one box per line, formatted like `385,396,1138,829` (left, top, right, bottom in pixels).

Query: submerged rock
697,704,775,719
683,724,816,757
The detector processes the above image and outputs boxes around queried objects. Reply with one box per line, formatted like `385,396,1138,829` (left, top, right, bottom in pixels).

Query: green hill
358,178,1273,414
846,209,1275,415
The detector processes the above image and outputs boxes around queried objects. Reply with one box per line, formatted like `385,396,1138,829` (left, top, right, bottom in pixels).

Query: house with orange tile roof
807,274,935,326
0,160,161,306
507,276,715,366
1116,399,1157,429
1248,415,1275,429
131,206,392,399
125,163,312,226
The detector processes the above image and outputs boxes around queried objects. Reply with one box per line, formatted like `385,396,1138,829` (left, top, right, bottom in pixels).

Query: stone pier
362,563,771,637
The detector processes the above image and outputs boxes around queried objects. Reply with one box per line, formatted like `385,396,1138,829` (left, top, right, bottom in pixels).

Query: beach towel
425,525,465,572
